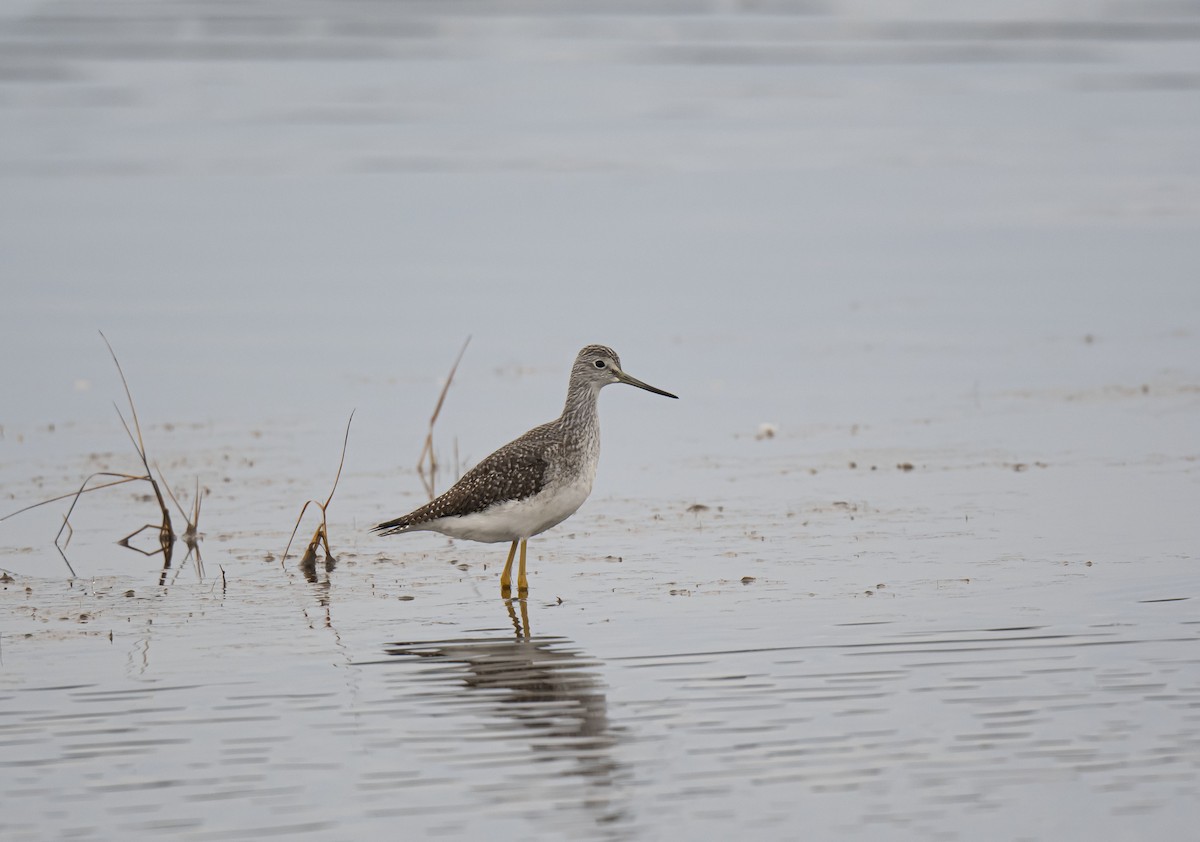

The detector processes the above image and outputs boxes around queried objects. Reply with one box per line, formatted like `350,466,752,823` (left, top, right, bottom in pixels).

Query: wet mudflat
2,386,1197,841
3,0,1200,839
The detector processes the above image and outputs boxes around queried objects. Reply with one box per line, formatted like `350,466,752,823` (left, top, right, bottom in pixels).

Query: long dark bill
615,369,678,399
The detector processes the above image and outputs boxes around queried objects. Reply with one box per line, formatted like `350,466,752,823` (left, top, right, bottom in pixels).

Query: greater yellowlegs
373,344,677,595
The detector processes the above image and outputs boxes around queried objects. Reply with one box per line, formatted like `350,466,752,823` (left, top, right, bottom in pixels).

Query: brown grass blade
282,499,317,565
323,410,355,508
1,473,142,522
417,335,470,500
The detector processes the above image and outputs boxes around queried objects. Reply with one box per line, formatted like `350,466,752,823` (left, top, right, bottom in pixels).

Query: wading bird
373,345,676,595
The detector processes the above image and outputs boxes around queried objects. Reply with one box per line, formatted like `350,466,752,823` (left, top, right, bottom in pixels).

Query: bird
373,344,677,595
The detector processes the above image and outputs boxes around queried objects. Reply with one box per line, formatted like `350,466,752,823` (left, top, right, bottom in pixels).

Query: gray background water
2,1,1198,840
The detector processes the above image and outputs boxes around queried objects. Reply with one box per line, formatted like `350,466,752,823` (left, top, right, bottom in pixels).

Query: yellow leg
517,539,529,593
500,540,518,595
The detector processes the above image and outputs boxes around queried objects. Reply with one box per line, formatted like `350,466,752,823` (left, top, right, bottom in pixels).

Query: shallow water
3,406,1197,840
2,1,1200,840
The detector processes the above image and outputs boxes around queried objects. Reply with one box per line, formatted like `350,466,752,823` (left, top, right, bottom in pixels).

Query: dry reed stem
0,333,180,575
158,470,203,546
3,467,160,578
100,332,175,557
1,473,141,523
282,411,354,566
51,471,145,576
417,335,470,500
158,470,205,577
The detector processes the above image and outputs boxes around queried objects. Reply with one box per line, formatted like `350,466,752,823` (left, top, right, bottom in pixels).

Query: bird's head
572,344,677,399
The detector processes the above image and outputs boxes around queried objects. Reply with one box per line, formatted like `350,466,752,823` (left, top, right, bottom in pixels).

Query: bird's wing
373,430,553,534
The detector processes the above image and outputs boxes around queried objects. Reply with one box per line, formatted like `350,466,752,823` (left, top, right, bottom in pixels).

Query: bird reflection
384,606,631,833
506,596,531,638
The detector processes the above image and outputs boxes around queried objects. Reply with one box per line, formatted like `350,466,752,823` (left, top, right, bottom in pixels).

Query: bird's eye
594,360,607,369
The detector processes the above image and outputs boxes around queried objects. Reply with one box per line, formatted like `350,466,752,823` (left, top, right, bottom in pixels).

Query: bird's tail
371,515,411,536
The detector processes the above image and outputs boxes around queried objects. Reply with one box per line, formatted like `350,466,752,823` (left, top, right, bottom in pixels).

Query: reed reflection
299,552,336,586
297,552,337,630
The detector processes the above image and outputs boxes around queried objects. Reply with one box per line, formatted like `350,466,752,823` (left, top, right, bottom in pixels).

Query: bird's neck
561,382,601,428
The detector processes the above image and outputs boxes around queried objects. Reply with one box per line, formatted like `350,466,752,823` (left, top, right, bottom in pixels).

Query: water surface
2,1,1199,839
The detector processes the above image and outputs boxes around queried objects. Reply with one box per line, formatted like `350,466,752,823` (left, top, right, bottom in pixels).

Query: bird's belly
432,480,591,543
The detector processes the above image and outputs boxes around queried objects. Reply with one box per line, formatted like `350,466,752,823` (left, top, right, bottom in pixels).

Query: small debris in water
755,422,777,440
123,590,135,598
849,461,857,469
398,594,415,601
741,576,755,584
897,463,914,471
687,503,710,513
